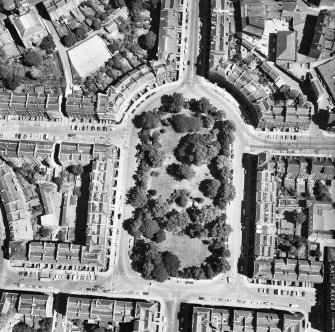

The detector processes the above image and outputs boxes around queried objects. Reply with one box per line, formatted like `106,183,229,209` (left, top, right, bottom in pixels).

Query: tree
166,163,195,181
209,155,232,181
62,33,77,47
199,179,221,199
169,114,202,133
92,18,102,30
139,31,156,50
53,176,64,187
162,251,181,277
68,164,84,175
140,218,160,239
190,97,213,115
22,50,42,67
214,182,236,208
314,180,332,202
152,262,169,282
39,35,55,51
146,148,165,168
161,93,184,113
38,317,53,332
147,197,170,219
174,133,220,166
164,210,191,233
284,209,306,226
188,205,221,225
74,26,86,41
4,76,20,90
13,323,32,332
73,187,81,197
39,226,52,238
153,229,166,243
175,194,188,207
127,186,148,207
133,110,162,129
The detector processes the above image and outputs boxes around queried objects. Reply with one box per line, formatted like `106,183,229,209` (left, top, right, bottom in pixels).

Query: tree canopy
174,133,220,166
161,93,185,113
139,31,157,50
39,35,55,51
169,114,202,133
166,163,195,181
199,179,221,199
22,50,42,67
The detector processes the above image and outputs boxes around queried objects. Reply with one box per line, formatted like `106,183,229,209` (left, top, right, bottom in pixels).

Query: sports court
68,35,111,78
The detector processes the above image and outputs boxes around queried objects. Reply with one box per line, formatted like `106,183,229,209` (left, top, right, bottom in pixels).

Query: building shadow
298,15,317,56
239,154,258,277
268,33,277,62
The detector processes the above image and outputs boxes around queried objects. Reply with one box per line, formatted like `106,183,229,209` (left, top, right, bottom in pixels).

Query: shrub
148,189,157,196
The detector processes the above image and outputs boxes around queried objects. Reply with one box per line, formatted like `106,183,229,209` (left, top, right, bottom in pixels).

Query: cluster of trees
314,180,332,202
62,26,88,47
277,234,308,257
127,127,165,208
131,241,180,282
13,319,52,332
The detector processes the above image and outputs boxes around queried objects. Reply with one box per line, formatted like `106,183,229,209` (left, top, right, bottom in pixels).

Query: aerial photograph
0,0,334,331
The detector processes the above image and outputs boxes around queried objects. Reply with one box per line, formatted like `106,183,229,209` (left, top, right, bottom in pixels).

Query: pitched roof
11,7,46,40
276,31,296,61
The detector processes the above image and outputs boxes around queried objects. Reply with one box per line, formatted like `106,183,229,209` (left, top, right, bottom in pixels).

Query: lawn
154,231,211,268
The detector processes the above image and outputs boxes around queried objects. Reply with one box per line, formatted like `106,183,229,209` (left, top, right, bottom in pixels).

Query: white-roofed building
9,6,48,48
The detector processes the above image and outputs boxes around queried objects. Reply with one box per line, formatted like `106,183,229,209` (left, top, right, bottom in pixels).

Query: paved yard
67,35,111,78
154,231,211,268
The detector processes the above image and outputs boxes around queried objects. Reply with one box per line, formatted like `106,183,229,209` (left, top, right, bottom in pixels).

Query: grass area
147,110,213,206
154,231,211,268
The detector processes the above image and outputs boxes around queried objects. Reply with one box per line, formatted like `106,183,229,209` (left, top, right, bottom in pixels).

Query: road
0,0,330,331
